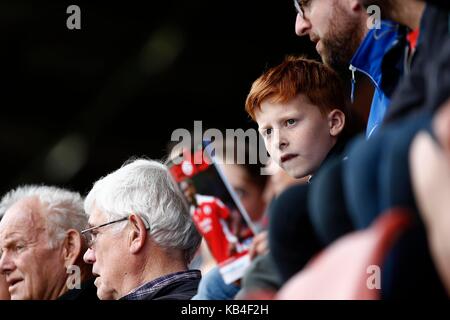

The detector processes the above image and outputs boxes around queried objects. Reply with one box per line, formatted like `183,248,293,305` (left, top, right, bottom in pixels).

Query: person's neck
46,276,71,300
55,263,92,298
392,1,426,30
120,251,187,298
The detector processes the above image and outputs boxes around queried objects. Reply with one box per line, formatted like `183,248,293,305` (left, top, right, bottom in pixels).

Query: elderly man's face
295,0,366,73
0,197,67,300
83,207,128,300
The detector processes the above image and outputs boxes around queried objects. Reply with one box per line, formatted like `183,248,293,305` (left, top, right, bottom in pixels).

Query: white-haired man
0,213,9,300
0,185,96,300
82,158,202,300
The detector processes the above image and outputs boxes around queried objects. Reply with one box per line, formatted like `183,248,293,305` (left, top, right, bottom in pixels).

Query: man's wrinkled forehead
0,197,44,240
87,206,107,228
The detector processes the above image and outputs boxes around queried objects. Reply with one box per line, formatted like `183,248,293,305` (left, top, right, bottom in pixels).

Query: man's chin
320,51,338,70
9,283,28,300
97,287,115,300
95,283,116,300
317,50,337,71
10,292,29,300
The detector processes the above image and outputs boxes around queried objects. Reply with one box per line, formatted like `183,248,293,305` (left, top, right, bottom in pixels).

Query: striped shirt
120,270,201,300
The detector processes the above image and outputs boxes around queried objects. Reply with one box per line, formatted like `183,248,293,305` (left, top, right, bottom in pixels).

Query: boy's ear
327,109,346,137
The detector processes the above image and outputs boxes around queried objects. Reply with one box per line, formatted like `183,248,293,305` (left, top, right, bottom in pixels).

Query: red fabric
169,149,210,182
191,195,233,264
407,29,420,51
275,208,412,300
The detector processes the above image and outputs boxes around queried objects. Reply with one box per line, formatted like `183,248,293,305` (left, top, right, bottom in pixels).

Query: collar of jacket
349,21,402,103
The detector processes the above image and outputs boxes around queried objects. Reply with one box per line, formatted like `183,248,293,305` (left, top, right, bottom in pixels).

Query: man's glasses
294,0,311,19
81,217,128,248
294,0,304,17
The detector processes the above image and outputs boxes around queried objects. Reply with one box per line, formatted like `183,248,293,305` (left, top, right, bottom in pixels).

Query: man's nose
83,247,96,264
0,251,15,275
295,13,311,37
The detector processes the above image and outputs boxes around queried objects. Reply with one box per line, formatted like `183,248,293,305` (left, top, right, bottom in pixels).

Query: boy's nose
278,140,288,151
276,131,289,151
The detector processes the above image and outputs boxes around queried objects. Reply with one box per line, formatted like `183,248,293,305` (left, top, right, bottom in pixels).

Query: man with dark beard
295,0,367,76
304,0,450,299
294,0,407,138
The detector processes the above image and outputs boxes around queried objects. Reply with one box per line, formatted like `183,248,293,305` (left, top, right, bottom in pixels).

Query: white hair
0,185,87,248
84,158,201,263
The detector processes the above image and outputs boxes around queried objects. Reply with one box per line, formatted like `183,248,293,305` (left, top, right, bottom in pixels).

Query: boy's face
255,94,337,178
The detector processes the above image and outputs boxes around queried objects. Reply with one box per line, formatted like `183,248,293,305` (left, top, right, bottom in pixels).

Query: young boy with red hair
244,56,355,285
246,56,350,179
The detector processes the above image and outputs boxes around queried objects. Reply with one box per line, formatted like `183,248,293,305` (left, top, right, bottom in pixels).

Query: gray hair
84,158,201,263
0,185,87,248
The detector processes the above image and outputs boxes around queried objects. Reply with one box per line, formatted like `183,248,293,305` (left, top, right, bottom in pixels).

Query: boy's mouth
280,154,298,163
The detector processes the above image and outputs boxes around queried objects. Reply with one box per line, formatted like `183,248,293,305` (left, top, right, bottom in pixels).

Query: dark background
0,0,316,196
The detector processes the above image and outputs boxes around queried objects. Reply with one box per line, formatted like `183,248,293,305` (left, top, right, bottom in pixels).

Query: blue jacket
349,21,405,138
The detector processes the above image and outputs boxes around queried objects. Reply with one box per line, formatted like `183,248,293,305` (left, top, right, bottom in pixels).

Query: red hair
245,56,347,120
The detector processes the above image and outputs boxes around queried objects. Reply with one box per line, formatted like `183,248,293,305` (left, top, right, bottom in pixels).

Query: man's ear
127,214,148,254
328,109,346,137
349,0,364,12
62,229,82,268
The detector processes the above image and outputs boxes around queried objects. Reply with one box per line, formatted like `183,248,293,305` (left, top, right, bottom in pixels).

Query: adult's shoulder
144,274,201,301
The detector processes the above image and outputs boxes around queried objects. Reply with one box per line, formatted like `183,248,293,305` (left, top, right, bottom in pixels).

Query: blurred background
0,0,316,195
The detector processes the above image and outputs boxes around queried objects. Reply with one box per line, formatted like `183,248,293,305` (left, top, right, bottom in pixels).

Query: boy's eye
286,119,296,126
265,128,273,136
